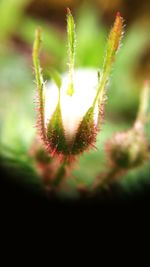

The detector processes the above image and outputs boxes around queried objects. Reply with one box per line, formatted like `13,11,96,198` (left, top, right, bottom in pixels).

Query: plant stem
92,166,126,194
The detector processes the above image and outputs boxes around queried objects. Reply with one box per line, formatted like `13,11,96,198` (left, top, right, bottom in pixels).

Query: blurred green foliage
0,1,150,196
0,0,30,41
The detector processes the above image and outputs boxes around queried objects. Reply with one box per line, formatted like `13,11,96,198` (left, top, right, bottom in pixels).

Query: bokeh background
0,0,150,199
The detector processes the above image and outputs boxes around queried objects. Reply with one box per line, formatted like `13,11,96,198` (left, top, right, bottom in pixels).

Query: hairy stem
94,167,125,191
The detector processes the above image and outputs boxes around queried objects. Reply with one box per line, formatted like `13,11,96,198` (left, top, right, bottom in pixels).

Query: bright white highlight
44,69,99,144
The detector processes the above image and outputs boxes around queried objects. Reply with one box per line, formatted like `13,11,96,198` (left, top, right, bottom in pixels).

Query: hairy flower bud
44,69,99,157
33,10,123,160
106,81,150,170
106,124,149,169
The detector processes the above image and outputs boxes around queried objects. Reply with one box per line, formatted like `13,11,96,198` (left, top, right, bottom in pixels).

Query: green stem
92,166,126,194
52,159,69,189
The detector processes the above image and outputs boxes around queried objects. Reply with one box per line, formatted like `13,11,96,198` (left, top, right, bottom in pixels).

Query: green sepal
46,102,68,154
72,107,95,154
66,8,76,96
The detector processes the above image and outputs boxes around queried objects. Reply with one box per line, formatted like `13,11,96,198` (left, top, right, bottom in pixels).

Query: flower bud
44,69,99,157
106,80,150,170
33,11,123,159
106,122,149,169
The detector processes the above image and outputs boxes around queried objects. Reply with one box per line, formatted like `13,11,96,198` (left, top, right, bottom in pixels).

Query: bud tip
66,7,71,14
116,11,121,17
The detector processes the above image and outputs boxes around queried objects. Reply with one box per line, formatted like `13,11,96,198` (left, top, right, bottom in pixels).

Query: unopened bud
33,10,123,160
106,124,149,169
